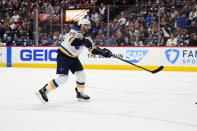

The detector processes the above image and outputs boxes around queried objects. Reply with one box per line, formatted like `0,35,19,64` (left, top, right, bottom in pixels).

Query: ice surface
0,67,197,131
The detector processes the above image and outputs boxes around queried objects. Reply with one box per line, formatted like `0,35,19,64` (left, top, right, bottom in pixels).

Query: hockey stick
112,54,164,74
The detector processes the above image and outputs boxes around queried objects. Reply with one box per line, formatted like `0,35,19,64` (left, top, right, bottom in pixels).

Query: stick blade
151,66,164,74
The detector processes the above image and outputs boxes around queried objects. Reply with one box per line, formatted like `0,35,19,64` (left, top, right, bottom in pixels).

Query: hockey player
36,18,112,103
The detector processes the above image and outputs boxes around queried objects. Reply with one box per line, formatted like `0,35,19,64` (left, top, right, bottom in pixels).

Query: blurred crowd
93,0,197,46
0,0,196,46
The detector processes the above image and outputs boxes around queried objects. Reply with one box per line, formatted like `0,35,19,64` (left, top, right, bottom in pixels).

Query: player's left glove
83,38,93,49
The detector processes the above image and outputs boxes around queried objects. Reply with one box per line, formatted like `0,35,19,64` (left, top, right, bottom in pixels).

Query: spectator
145,32,156,46
170,6,179,19
118,12,127,26
151,25,159,38
139,25,148,43
12,35,20,46
173,27,182,36
97,29,106,46
129,26,135,44
91,22,100,38
25,37,33,46
51,32,61,46
94,36,101,46
176,34,187,46
122,27,131,45
115,29,125,46
166,33,177,46
11,11,20,23
189,33,197,46
91,9,100,23
189,7,197,21
145,12,154,25
43,2,54,14
0,21,5,39
176,13,188,29
91,0,98,4
133,36,143,46
111,21,121,33
99,3,106,17
0,38,6,46
6,35,13,46
167,16,175,31
39,33,52,46
181,29,190,44
108,34,117,46
157,34,165,46
187,21,197,36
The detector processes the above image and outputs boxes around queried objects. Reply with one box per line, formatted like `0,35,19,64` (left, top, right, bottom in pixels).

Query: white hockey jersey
59,27,85,58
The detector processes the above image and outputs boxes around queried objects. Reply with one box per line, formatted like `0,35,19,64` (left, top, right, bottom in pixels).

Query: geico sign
20,49,57,61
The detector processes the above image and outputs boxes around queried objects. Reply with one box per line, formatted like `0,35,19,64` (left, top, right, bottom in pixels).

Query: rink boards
0,46,197,72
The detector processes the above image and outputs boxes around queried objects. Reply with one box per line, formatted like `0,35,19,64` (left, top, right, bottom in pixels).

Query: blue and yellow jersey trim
72,27,82,32
76,81,85,88
89,47,95,54
50,79,59,89
69,37,76,45
59,45,78,58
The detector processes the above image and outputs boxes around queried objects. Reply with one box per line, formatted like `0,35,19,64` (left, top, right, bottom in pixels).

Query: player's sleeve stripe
69,37,76,45
59,48,78,58
76,81,85,85
69,37,74,41
60,45,74,56
89,47,95,54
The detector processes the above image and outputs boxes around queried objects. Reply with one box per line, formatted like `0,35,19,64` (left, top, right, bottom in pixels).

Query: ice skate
36,84,48,104
75,88,90,102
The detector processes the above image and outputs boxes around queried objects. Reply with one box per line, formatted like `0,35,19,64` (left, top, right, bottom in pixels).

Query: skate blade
36,92,47,104
77,98,90,102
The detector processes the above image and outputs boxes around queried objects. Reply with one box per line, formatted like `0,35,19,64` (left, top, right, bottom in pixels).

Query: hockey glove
101,48,112,58
83,38,93,49
91,47,112,58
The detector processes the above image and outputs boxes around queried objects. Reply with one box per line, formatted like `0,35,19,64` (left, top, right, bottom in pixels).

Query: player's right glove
92,47,112,58
101,48,112,58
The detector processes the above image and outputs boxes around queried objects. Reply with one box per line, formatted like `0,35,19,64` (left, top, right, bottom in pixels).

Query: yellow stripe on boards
161,66,197,72
9,63,197,72
0,63,6,67
82,65,197,72
12,63,57,68
83,65,158,70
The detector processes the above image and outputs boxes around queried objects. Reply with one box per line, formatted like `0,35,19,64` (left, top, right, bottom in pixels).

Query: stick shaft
112,55,163,74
